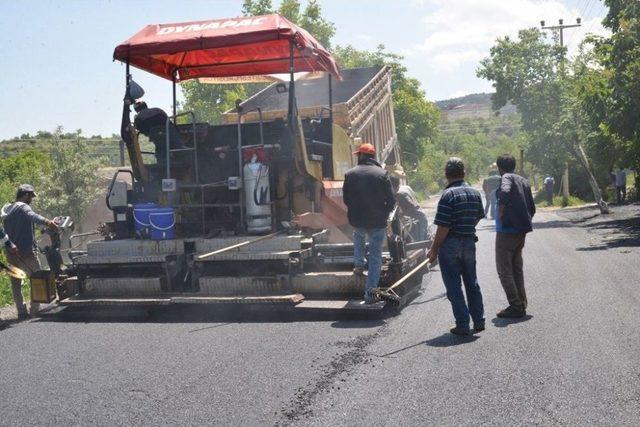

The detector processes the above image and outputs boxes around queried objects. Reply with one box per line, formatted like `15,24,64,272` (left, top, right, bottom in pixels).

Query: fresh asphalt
1,209,639,426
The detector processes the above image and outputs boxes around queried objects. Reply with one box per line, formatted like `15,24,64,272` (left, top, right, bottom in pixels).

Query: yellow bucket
30,270,57,303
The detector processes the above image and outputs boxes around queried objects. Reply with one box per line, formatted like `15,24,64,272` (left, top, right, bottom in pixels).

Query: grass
0,275,30,308
534,191,586,208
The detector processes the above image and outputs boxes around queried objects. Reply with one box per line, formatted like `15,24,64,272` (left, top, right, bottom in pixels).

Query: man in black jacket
495,154,536,318
133,101,184,165
343,143,395,303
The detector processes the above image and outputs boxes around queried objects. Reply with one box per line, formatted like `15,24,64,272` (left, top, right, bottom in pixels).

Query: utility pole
541,18,581,201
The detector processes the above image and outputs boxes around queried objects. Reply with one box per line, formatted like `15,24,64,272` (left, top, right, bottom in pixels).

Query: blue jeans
413,212,429,242
353,227,386,296
485,190,497,219
438,236,485,329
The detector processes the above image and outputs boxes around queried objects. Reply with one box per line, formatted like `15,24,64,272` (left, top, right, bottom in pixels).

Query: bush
534,190,585,207
0,254,29,308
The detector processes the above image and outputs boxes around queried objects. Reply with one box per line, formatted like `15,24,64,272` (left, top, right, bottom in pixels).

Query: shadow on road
491,314,533,328
0,318,23,331
425,332,479,347
407,292,446,307
531,220,574,230
35,305,391,326
575,216,640,251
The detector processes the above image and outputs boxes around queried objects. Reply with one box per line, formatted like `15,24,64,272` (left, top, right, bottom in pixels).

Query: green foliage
242,0,272,15
0,127,108,306
595,1,640,180
0,148,53,308
410,114,524,194
533,191,585,208
180,81,260,124
333,45,440,166
0,266,29,309
477,28,569,177
36,135,104,232
476,27,614,210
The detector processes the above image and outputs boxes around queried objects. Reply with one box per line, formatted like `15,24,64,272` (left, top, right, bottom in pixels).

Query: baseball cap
353,143,376,155
18,183,37,196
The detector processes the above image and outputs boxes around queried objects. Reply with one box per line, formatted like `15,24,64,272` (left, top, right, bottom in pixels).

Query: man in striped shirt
427,158,486,335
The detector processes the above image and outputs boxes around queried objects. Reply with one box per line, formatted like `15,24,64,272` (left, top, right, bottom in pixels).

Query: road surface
1,207,639,425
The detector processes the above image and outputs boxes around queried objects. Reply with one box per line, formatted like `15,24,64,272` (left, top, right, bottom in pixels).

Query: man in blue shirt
495,154,535,318
427,158,486,335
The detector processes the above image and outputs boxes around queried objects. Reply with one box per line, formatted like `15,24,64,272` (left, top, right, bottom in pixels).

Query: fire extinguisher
243,153,272,234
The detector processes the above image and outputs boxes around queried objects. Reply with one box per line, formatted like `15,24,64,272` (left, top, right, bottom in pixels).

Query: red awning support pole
172,70,177,119
126,62,130,88
287,40,296,128
328,73,333,145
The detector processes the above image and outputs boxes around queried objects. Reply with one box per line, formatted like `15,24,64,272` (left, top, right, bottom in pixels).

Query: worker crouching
343,143,396,304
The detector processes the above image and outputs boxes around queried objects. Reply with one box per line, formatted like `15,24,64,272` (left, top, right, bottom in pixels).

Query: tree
241,0,272,15
333,45,440,168
595,0,640,195
37,134,104,232
477,28,609,213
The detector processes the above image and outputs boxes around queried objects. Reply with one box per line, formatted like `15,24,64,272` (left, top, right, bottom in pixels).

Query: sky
0,0,609,140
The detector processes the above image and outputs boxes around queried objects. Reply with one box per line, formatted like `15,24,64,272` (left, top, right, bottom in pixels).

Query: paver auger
40,14,431,313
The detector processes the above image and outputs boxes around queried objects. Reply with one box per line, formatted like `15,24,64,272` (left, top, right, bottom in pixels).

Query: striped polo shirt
434,180,485,237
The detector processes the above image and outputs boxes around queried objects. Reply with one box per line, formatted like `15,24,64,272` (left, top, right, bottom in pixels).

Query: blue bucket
149,208,175,240
133,202,157,237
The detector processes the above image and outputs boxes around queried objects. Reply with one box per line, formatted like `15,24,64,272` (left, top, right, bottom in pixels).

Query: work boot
497,305,526,318
363,290,379,304
29,302,40,316
450,326,471,336
16,303,29,320
473,322,486,333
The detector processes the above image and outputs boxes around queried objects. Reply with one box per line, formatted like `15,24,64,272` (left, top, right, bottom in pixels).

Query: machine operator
133,101,185,165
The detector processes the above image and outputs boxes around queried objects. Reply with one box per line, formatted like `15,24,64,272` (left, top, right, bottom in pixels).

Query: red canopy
113,14,341,82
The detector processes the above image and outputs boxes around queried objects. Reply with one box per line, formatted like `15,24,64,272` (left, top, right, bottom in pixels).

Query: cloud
354,34,373,41
414,0,608,71
430,49,487,72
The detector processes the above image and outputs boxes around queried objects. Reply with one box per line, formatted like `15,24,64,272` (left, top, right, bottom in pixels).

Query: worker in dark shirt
389,175,429,242
2,184,58,318
343,143,396,303
133,101,184,164
495,154,535,318
427,158,485,335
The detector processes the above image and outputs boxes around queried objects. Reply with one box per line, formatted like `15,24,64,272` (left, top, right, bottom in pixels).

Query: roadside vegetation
0,127,105,307
533,192,586,208
478,0,640,208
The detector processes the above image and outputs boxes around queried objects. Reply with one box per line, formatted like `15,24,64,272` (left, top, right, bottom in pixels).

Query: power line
583,2,608,36
565,0,593,47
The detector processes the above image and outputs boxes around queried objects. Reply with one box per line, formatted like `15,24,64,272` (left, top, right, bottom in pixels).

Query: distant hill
0,137,124,166
434,92,517,121
435,93,493,109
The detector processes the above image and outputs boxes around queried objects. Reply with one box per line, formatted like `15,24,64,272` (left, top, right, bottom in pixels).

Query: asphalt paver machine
55,14,431,312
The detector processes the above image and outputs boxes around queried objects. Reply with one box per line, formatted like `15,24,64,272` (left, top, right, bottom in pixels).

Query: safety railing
165,111,199,184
